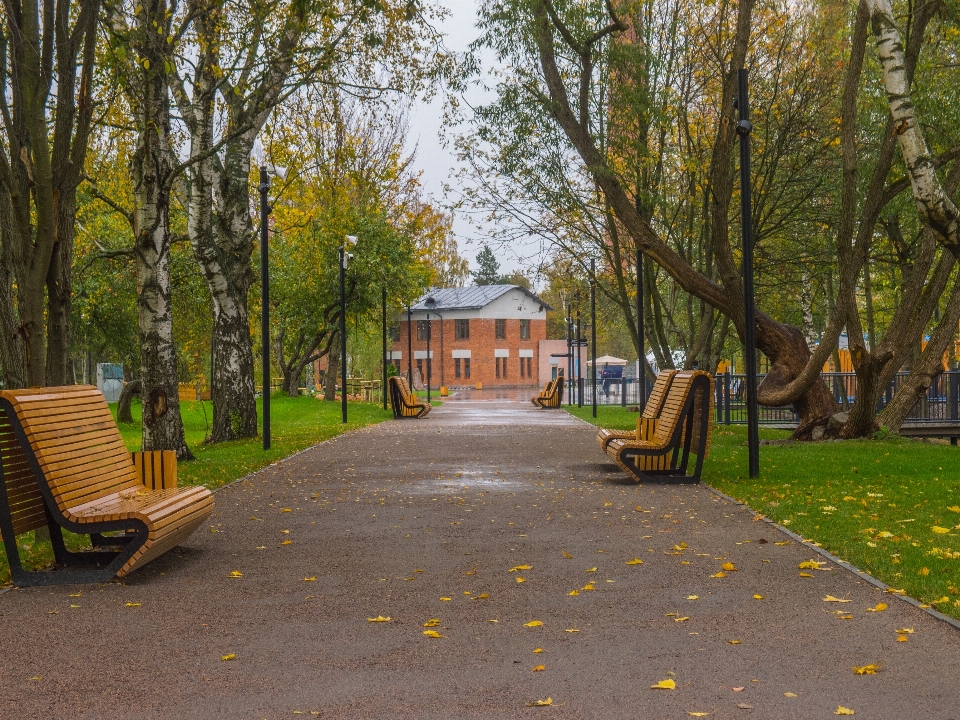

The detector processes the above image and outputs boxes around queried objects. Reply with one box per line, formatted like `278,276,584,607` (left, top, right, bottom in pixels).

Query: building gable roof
410,285,553,312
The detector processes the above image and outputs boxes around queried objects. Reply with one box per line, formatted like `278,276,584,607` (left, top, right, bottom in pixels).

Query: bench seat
389,376,431,418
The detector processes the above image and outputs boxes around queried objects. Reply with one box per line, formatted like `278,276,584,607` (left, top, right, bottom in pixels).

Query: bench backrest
0,386,139,513
0,406,47,541
642,370,677,419
651,371,712,448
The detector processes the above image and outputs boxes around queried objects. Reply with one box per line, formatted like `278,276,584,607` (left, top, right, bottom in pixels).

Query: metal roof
410,285,553,312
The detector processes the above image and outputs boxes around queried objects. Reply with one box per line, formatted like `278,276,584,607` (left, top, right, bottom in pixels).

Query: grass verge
0,394,391,586
566,405,960,620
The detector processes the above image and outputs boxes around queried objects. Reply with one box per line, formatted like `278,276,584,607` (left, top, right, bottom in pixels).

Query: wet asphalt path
1,400,959,719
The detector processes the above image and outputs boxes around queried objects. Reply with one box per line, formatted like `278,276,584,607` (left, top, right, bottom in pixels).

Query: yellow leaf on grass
304,577,316,582
835,706,855,715
753,595,764,600
651,679,676,690
932,526,951,534
721,562,737,571
568,590,579,596
532,665,545,672
866,602,887,612
423,619,441,627
524,620,544,627
367,615,391,622
799,572,814,577
728,640,741,644
687,595,699,600
221,654,236,661
526,698,552,707
948,506,960,513
509,564,532,572
563,551,574,558
228,570,243,578
919,567,930,576
124,602,142,608
798,560,825,570
852,664,880,675
626,558,644,565
422,630,442,638
823,595,852,603
711,572,727,578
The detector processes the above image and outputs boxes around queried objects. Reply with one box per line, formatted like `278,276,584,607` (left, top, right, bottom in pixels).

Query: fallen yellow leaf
280,508,292,512
948,506,960,513
516,576,526,584
784,692,798,697
651,679,676,690
524,620,544,627
280,540,292,545
799,572,814,577
774,541,790,546
728,640,741,644
687,595,699,600
835,706,855,715
564,628,579,633
533,648,543,653
895,627,915,634
422,630,442,638
472,593,490,600
367,615,391,622
799,560,825,570
221,654,236,661
626,558,644,565
423,619,441,627
563,551,574,558
675,616,690,622
721,562,737,571
823,595,852,603
586,567,597,572
852,664,880,675
531,664,545,672
582,583,595,591
897,635,909,642
753,595,764,600
568,590,579,596
932,526,951,534
526,698,552,707
509,564,532,572
866,602,887,612
304,577,316,582
688,713,709,718
228,570,243,578
711,572,727,578
440,597,452,601
69,592,81,597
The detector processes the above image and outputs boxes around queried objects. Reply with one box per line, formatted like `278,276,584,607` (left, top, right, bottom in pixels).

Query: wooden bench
532,371,564,408
596,369,678,451
0,385,214,586
605,371,714,484
388,376,431,418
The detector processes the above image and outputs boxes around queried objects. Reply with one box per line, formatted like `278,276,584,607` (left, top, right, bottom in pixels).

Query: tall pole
576,306,582,408
566,304,573,407
590,259,597,418
426,313,431,404
407,305,413,386
737,68,760,478
637,249,645,412
259,166,270,450
340,246,347,424
381,287,388,410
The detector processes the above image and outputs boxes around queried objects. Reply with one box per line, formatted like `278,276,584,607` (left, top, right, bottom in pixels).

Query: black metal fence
568,370,960,426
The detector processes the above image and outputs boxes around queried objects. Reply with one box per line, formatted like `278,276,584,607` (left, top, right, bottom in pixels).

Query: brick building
391,285,553,388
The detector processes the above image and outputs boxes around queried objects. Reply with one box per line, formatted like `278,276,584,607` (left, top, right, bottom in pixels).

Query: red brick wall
393,317,546,387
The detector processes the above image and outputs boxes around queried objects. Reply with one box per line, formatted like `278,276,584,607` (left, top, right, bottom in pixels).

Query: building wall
392,316,547,387
537,339,586,386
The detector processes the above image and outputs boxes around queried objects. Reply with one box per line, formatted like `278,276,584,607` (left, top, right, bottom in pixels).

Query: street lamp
340,234,357,423
590,258,597,419
259,163,286,451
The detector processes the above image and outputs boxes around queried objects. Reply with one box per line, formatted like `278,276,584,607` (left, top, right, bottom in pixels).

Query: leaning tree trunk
129,0,193,460
117,379,141,424
324,337,341,402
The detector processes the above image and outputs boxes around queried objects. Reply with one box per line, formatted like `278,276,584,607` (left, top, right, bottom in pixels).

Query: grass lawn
566,404,960,620
0,394,392,586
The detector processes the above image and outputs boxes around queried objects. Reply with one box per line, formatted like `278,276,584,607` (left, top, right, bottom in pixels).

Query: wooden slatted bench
532,371,564,408
605,371,714,484
388,376,431,419
0,385,214,586
596,370,678,451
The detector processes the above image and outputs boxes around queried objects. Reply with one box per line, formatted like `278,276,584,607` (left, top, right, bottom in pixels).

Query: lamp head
345,234,358,246
266,163,288,180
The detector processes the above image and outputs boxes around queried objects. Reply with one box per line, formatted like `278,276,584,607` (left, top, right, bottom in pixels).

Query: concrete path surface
1,401,959,719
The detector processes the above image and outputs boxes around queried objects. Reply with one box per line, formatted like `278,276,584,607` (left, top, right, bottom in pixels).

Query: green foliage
472,245,503,285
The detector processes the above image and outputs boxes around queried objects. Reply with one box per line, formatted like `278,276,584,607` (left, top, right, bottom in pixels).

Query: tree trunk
324,337,341,402
129,0,192,460
117,379,141,424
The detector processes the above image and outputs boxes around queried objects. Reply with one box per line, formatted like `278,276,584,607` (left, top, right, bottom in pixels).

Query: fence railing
566,370,960,426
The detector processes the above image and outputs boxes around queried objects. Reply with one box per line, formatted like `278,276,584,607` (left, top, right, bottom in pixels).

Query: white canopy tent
587,355,628,366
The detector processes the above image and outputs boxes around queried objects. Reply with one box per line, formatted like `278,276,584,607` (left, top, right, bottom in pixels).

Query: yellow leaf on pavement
728,640,741,644
784,692,797,697
688,714,709,717
753,595,764,600
516,576,526,583
228,570,243,578
895,627,915,634
304,577,316,582
531,664,545,672
852,664,880,675
533,648,543,653
651,679,676,690
711,572,727,578
367,615,391,622
823,595,852,603
774,541,790,545
524,620,544,627
564,628,579,633
721,562,737,571
125,602,141,607
280,508,292,512
280,540,292,545
422,630,442,638
799,560,826,570
675,616,690,622
509,564,532,572
582,583,595,591
423,619,441,627
526,698,552,707
221,654,236,661
835,706,855,715
687,595,699,600
563,551,574,558
799,572,814,577
626,558,644,565
897,635,909,642
586,567,597,572
440,597,452,601
472,593,490,600
866,602,887,612
568,590,579,596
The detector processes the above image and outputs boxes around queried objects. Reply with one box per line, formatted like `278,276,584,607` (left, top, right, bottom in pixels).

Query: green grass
0,395,391,586
568,405,960,619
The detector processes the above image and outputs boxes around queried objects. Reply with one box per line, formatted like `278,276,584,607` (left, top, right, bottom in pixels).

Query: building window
464,358,471,379
520,357,532,378
455,358,461,378
496,357,507,379
455,319,470,340
525,357,532,377
417,320,430,341
495,319,506,339
519,357,525,378
520,319,530,339
389,323,400,341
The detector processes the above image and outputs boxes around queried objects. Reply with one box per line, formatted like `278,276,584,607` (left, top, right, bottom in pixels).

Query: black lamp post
590,258,597,419
340,234,357,423
736,69,760,478
636,249,645,412
407,305,413,387
259,167,270,450
381,287,388,411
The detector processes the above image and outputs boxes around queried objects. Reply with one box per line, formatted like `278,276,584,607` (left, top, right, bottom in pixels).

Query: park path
1,400,959,719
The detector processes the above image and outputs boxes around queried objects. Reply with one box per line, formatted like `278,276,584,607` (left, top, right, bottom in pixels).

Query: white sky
406,0,535,278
